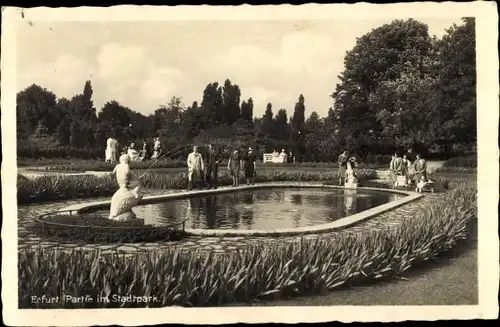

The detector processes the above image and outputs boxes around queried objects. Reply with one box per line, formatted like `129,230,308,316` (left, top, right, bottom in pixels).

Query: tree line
16,18,476,162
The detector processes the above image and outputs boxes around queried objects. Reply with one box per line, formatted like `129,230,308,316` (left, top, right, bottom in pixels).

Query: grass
18,179,477,308
17,169,377,204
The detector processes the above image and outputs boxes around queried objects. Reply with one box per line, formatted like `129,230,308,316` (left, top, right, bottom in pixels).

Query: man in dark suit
206,144,220,189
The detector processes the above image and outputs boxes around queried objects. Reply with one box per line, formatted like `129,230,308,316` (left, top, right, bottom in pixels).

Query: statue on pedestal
109,154,144,222
345,157,358,188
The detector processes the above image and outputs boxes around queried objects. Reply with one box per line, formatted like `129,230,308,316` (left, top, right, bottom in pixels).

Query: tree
258,102,274,136
97,100,133,143
291,94,306,134
241,97,254,122
221,79,241,125
201,82,223,126
332,19,436,153
57,116,72,146
16,84,57,138
274,109,288,139
431,17,476,151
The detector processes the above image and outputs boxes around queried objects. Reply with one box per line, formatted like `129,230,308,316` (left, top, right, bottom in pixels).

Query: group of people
336,149,430,189
270,149,294,163
105,136,162,164
186,145,258,190
389,151,429,188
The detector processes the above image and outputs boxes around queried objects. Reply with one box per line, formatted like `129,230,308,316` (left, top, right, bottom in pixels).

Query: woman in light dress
279,149,288,163
227,149,242,187
105,136,118,163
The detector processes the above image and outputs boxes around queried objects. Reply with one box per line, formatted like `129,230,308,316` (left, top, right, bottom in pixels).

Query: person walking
337,150,348,186
243,147,257,185
187,146,204,190
206,144,220,189
227,148,241,187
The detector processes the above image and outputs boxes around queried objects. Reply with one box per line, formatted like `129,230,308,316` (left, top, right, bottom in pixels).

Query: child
416,176,435,193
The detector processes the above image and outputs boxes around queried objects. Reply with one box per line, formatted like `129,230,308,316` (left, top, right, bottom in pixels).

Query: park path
17,160,447,179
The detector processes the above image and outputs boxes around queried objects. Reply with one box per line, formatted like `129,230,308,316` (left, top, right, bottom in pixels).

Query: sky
16,18,462,118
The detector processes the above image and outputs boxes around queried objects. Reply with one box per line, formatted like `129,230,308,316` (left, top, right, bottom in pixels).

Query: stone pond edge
58,182,423,237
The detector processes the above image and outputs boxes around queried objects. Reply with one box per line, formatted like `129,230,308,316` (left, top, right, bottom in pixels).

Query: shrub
17,145,105,160
18,180,477,308
17,169,378,204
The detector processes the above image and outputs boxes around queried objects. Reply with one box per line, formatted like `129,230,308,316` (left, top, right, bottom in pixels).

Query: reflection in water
98,188,406,230
344,189,357,216
240,192,255,229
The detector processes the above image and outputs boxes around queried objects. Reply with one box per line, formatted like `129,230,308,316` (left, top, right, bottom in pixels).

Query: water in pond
96,188,405,230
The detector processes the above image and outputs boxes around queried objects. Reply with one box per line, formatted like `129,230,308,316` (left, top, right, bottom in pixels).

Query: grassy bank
17,169,377,204
18,180,476,308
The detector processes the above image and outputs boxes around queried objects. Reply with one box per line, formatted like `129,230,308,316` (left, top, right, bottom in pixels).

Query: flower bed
30,213,187,243
17,169,377,204
18,179,476,308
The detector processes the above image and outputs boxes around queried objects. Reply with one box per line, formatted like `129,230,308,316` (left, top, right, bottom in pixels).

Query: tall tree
431,17,476,151
221,79,241,125
274,109,288,139
200,82,223,126
259,102,275,137
291,94,306,134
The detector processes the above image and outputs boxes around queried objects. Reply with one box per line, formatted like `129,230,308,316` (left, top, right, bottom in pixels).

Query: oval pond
94,187,406,230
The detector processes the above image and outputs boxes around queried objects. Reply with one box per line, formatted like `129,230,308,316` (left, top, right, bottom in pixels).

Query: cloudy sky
16,18,461,118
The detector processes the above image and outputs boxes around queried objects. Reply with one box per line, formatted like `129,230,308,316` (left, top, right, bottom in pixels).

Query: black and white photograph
1,3,498,325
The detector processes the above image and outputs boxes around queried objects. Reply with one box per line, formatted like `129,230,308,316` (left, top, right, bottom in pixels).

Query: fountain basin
59,183,422,237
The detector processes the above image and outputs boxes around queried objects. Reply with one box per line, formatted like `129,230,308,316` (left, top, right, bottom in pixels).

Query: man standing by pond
206,144,220,189
337,150,348,186
243,147,257,185
187,146,204,190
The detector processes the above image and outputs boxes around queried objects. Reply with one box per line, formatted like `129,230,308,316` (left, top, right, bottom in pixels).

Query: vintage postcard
1,2,499,325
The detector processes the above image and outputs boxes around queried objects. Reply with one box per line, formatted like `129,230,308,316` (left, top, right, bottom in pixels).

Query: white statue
345,158,358,188
151,137,161,160
109,154,144,222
